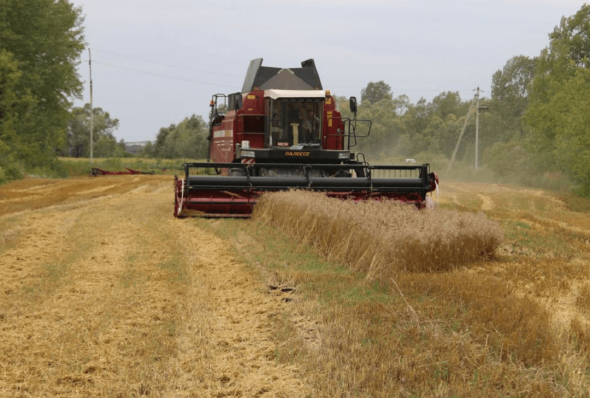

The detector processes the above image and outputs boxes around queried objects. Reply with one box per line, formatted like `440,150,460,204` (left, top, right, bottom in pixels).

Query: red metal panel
323,95,344,150
237,91,266,149
241,90,265,115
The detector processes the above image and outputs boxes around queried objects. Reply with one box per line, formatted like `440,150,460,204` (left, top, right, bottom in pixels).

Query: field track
0,176,307,396
2,176,590,396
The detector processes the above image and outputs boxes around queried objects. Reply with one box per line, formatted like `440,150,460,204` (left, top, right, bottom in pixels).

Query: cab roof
242,58,323,93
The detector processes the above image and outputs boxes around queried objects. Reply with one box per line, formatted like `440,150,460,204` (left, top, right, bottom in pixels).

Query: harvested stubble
253,191,503,277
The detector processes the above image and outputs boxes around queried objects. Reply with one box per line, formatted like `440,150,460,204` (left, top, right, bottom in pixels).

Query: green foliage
536,69,590,195
483,140,531,181
489,55,536,143
431,91,467,120
344,83,476,163
550,5,590,68
0,0,84,179
66,104,124,158
360,80,392,105
525,4,590,195
0,49,26,183
143,115,208,159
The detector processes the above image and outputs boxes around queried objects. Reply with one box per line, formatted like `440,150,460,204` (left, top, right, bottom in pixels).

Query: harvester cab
174,58,439,218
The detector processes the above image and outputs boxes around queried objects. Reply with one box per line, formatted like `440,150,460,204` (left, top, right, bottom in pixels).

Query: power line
85,59,492,96
86,57,525,101
92,60,241,89
83,53,483,95
328,84,475,92
90,47,242,78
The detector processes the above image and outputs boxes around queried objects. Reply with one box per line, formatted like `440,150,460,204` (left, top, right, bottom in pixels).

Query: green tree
525,4,590,183
150,115,208,159
483,141,529,180
403,98,432,137
0,48,28,180
153,125,174,157
0,0,85,168
392,94,410,116
361,81,392,105
489,55,536,143
550,5,590,68
431,91,465,120
531,69,590,194
66,104,120,157
140,141,156,158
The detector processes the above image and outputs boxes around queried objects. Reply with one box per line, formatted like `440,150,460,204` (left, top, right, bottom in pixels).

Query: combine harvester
174,58,439,218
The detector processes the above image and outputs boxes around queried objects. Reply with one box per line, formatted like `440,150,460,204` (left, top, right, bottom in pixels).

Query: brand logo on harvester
285,152,311,157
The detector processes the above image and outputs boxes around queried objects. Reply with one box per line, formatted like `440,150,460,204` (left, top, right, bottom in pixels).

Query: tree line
140,115,208,159
334,4,590,195
0,0,84,180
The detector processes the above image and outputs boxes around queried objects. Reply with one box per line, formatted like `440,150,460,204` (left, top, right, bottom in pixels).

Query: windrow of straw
253,191,503,278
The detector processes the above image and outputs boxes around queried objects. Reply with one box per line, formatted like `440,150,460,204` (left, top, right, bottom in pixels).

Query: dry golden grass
203,217,579,397
576,283,590,313
215,185,590,396
4,176,590,396
0,177,308,397
0,175,170,217
253,191,503,276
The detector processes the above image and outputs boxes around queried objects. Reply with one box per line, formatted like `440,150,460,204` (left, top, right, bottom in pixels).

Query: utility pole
89,48,94,164
446,98,476,173
475,87,480,171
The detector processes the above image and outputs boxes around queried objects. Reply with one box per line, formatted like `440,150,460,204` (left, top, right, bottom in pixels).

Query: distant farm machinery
89,167,155,177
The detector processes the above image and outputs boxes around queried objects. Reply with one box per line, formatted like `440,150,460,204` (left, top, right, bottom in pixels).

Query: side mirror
349,97,358,114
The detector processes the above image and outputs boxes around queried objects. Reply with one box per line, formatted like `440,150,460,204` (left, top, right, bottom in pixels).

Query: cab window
268,99,323,147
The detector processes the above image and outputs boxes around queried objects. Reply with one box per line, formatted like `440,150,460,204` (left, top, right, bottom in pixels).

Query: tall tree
490,55,536,142
550,5,590,68
66,104,120,158
525,4,590,193
146,115,208,159
0,0,85,167
403,98,432,137
361,81,392,104
431,91,464,120
0,49,28,180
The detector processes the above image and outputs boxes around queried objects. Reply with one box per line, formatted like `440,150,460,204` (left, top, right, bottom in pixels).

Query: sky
69,0,586,143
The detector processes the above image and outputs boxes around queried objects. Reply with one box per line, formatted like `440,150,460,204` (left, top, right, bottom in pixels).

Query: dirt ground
0,176,308,397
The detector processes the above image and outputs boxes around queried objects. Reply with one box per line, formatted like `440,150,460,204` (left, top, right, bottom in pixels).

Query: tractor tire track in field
0,176,308,397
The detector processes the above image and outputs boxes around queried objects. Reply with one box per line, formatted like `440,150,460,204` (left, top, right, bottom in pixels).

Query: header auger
174,58,439,218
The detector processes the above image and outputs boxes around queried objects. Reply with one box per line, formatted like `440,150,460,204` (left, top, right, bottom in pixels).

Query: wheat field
1,176,590,396
217,185,590,396
253,190,503,275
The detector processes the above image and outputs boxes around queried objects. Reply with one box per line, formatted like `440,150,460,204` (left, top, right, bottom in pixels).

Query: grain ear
253,190,503,276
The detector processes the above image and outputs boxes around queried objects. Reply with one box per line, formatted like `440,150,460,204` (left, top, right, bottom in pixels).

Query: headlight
338,152,350,159
241,150,255,158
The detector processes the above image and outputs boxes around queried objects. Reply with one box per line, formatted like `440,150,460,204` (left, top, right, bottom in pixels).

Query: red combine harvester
174,58,439,218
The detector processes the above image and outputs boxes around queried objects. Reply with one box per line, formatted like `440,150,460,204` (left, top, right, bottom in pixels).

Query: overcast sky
69,0,585,143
